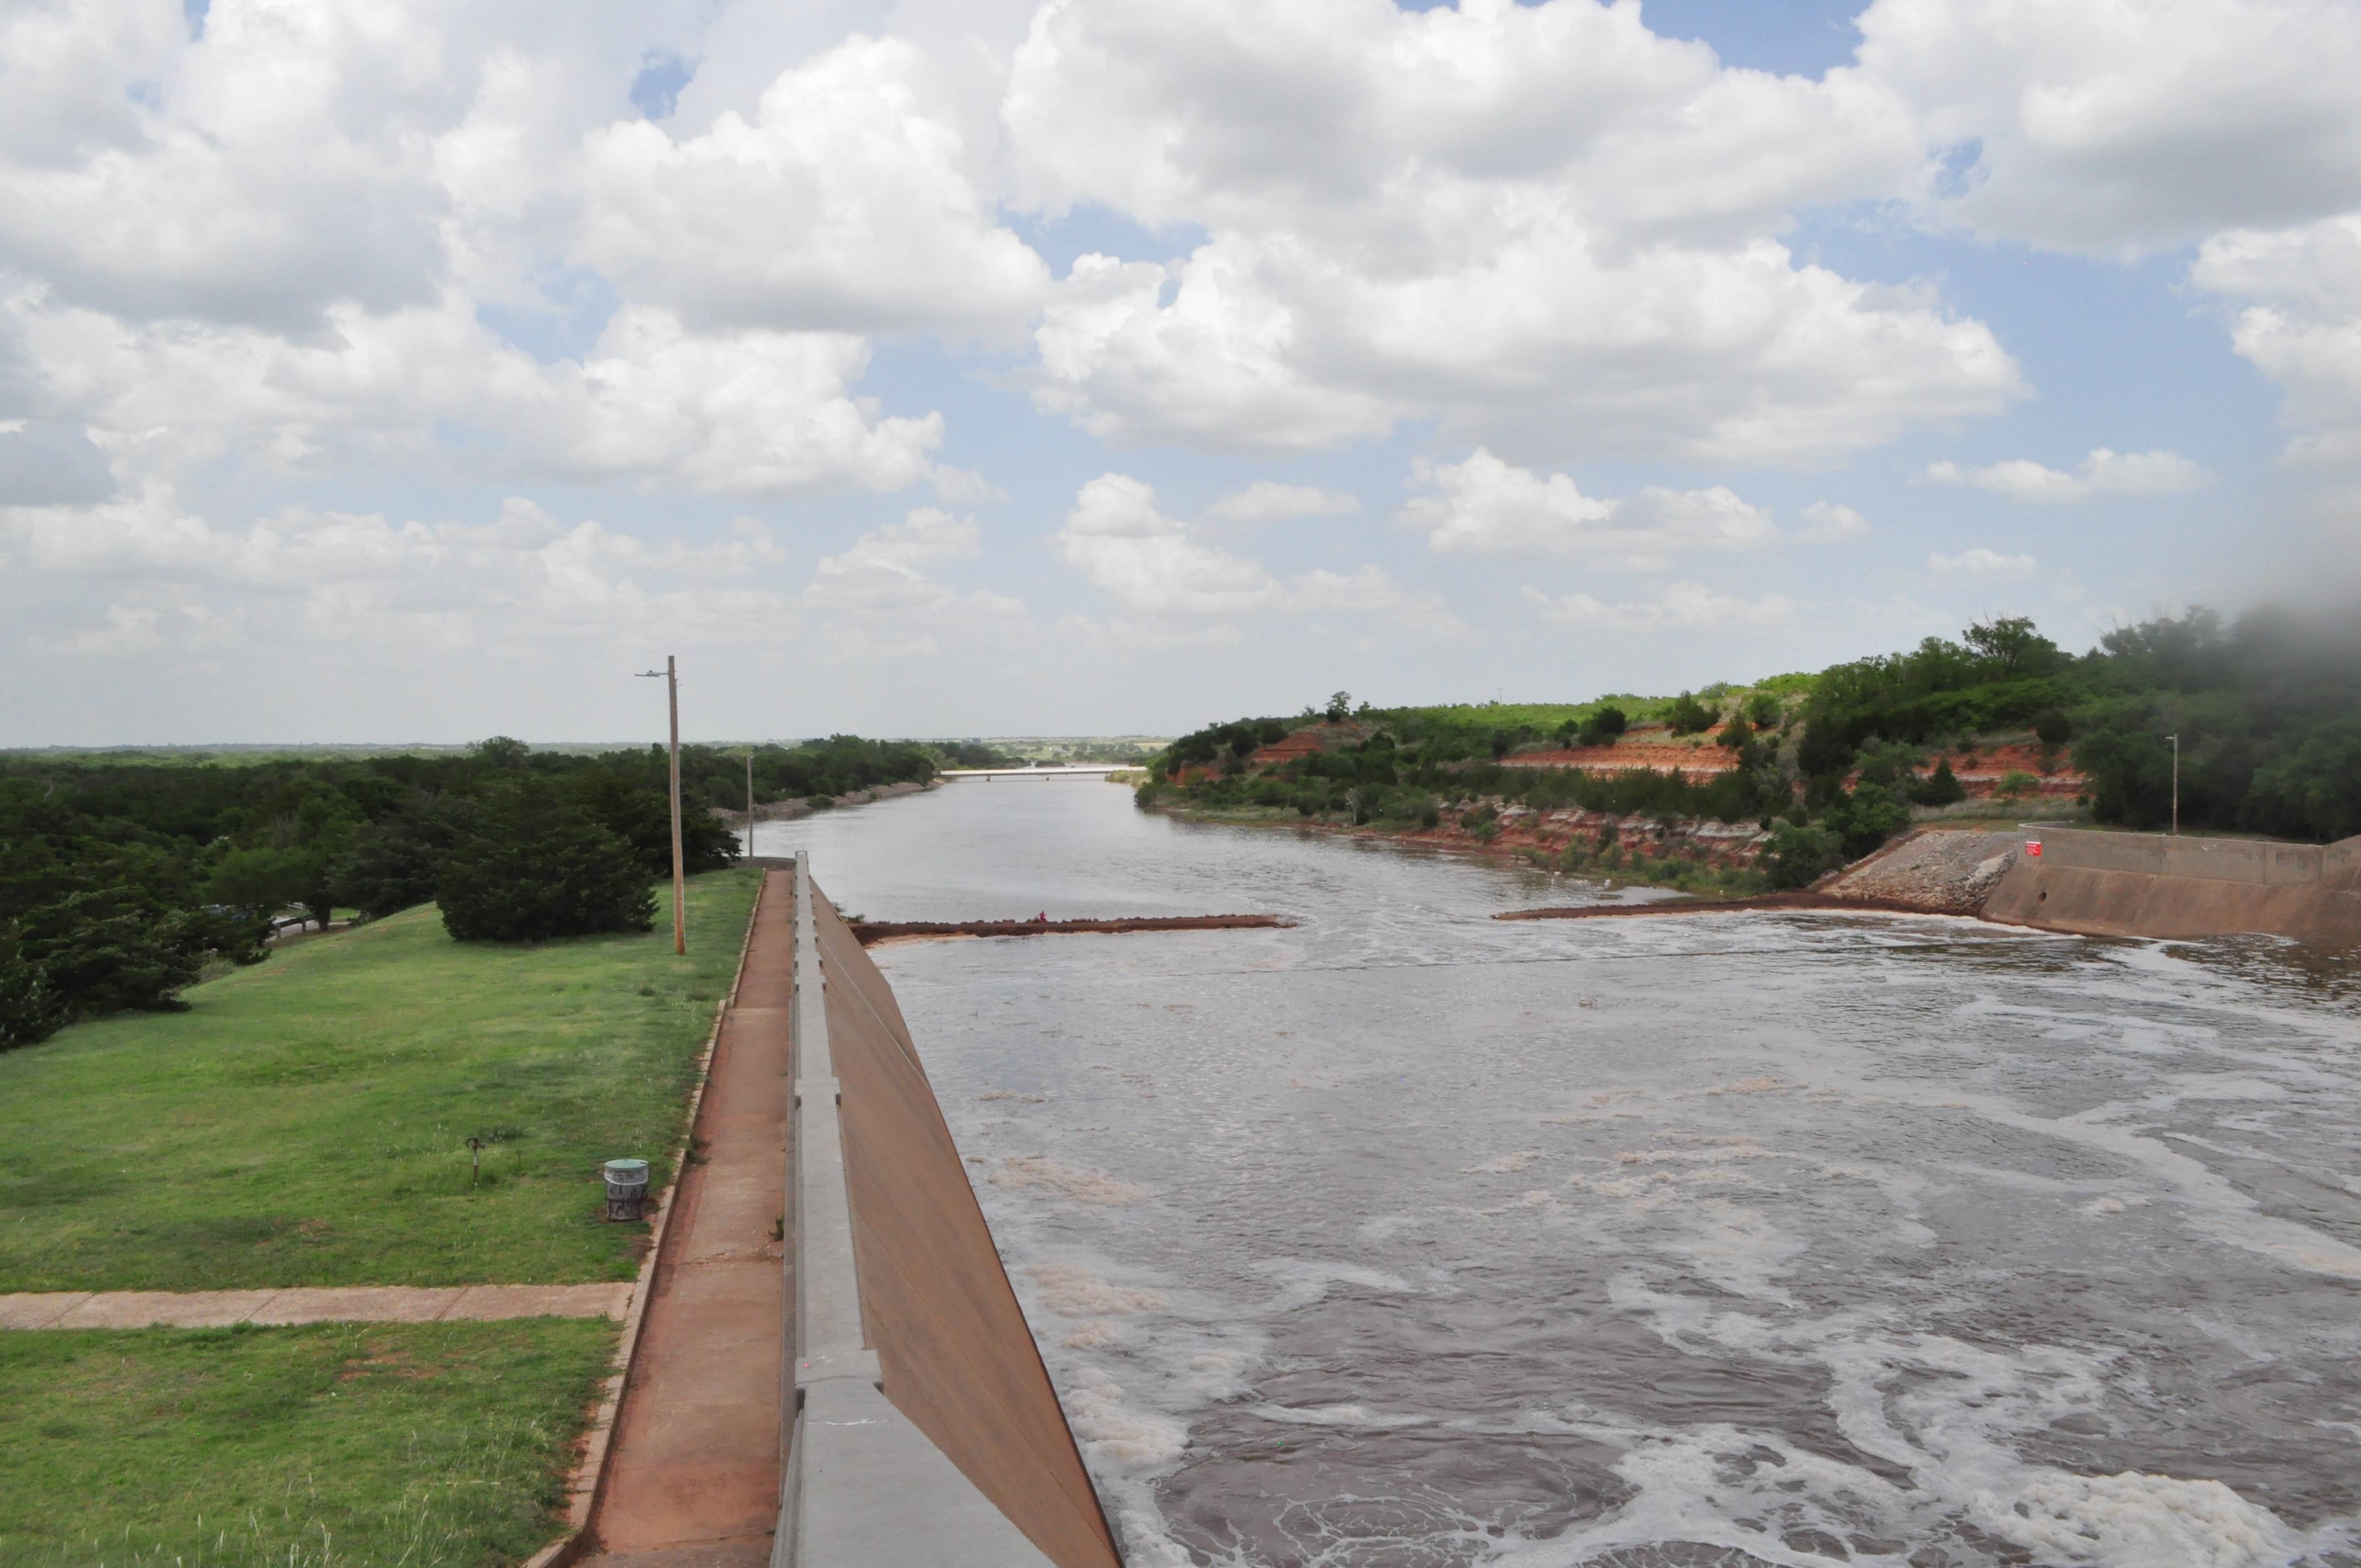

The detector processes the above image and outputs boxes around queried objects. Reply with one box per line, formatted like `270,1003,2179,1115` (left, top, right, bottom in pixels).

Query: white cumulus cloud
1399,449,1780,570
10,292,954,500
1524,581,1804,632
2193,215,2361,469
801,507,1029,661
1855,0,2361,255
3,487,808,662
1929,547,2041,578
576,35,1050,340
1057,472,1451,629
1205,482,1362,525
1010,0,2022,465
1927,448,2211,503
1798,501,1872,542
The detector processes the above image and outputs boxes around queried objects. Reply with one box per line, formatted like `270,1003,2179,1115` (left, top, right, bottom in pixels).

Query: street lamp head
634,669,664,678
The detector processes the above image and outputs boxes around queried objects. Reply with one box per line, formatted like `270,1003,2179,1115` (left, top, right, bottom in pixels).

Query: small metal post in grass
467,1135,485,1185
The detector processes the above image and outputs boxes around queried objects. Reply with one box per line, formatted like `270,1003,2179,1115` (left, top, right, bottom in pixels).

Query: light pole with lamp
2166,733,2180,837
635,657,687,955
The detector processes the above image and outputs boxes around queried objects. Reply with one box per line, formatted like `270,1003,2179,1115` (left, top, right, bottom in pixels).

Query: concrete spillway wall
781,856,1122,1568
810,892,1122,1566
1981,827,2361,944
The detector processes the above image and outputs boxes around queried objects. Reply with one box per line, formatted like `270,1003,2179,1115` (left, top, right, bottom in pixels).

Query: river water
743,783,2361,1568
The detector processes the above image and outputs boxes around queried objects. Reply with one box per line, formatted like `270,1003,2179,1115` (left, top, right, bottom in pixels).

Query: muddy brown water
741,787,2361,1567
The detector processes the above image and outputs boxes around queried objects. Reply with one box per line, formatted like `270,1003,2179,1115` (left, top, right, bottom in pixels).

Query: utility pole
2166,733,2180,837
637,656,687,954
744,748,756,861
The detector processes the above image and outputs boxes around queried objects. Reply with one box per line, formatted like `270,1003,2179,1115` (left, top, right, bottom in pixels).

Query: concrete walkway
0,1282,630,1330
580,868,793,1568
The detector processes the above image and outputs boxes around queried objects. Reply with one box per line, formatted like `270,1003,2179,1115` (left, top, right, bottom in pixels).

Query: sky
2,0,2358,745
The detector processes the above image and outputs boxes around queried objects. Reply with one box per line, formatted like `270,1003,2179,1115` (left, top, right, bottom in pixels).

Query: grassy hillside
0,868,759,1293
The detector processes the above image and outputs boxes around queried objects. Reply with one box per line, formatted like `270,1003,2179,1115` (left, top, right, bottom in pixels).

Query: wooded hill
1142,604,2361,878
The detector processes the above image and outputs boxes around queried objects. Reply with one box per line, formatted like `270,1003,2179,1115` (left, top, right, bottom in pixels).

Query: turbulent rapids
743,785,2361,1568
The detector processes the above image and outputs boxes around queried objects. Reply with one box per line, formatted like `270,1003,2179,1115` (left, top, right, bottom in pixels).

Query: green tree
327,797,480,919
471,735,532,770
12,891,266,1026
1911,758,1967,806
2074,727,2175,827
437,783,658,943
1325,691,1353,722
205,846,312,918
1819,782,1912,859
568,774,737,879
1763,823,1840,889
1854,738,1924,788
0,922,61,1050
1666,692,1715,735
1577,706,1629,747
1965,616,2064,678
2244,720,2361,842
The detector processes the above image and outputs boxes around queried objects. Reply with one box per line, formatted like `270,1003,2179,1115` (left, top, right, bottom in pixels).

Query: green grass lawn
0,1319,614,1567
0,869,760,1293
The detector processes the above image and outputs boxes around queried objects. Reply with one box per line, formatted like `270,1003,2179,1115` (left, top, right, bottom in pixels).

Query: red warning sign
2026,840,2043,857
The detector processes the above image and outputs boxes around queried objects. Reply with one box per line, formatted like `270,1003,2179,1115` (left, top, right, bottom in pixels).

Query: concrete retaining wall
1982,828,2361,944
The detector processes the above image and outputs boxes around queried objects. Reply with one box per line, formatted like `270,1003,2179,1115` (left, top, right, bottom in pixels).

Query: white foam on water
1522,1282,2342,1568
1466,1149,1544,1173
1641,1199,1807,1302
1029,1261,1169,1317
1062,1366,1188,1468
1977,1469,2301,1567
1966,1098,2361,1280
1696,1076,1799,1097
989,1154,1150,1206
1614,1139,1782,1167
1568,1167,1765,1204
1249,1402,1432,1429
1248,1256,1417,1314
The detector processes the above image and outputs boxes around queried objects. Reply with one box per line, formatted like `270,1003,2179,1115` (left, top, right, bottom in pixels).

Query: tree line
1,733,939,1050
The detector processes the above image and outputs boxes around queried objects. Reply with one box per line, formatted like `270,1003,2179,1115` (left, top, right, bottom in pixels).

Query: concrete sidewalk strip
246,1286,467,1325
445,1283,634,1321
0,1292,93,1330
55,1289,283,1329
0,1282,634,1330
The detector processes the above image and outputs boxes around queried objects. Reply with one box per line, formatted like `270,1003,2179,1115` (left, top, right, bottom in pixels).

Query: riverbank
720,776,938,825
1157,792,2361,947
1143,796,1772,897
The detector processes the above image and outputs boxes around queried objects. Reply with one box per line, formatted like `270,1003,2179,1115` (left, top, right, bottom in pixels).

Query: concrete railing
775,852,1077,1568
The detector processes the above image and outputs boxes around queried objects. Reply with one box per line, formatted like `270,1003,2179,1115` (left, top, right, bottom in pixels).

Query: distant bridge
939,765,1129,781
